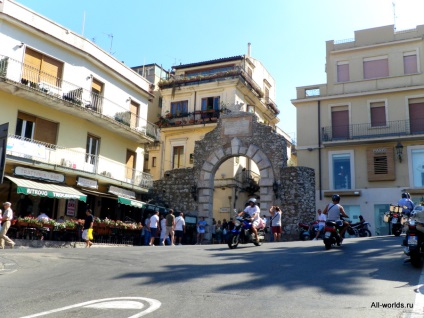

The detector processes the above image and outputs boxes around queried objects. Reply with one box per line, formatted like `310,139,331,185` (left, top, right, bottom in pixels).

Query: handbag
88,228,94,240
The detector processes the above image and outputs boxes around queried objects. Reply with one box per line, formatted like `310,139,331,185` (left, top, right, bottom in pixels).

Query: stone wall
280,166,316,240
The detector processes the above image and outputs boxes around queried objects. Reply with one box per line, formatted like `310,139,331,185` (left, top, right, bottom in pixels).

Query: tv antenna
105,33,114,55
392,1,397,31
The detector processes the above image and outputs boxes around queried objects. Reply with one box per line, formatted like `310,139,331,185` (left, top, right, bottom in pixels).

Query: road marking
21,297,161,318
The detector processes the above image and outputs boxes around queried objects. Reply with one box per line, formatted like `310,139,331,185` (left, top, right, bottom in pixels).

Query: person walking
81,209,94,248
163,209,175,246
143,213,151,246
269,206,282,242
148,210,160,246
196,216,207,245
174,212,186,245
0,202,15,249
312,209,326,240
159,215,170,246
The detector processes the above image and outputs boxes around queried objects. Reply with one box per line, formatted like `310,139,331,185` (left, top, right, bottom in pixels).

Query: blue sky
15,0,424,141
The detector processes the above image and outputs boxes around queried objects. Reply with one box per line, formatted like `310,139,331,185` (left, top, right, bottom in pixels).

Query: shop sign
77,176,98,189
15,166,65,183
108,185,136,199
67,199,76,216
220,207,230,213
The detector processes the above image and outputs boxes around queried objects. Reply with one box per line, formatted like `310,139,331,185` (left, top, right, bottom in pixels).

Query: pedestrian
312,209,326,240
215,220,223,244
159,215,170,246
174,212,186,245
0,202,15,249
222,218,228,243
148,210,160,246
81,209,94,248
163,209,175,246
143,213,151,246
269,205,282,242
196,216,207,245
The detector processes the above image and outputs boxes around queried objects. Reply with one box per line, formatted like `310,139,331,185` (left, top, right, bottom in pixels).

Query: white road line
20,297,161,318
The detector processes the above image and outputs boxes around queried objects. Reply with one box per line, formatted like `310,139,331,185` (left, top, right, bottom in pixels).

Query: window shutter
23,48,42,82
40,55,63,87
130,101,140,128
91,78,103,94
34,117,58,145
367,147,395,181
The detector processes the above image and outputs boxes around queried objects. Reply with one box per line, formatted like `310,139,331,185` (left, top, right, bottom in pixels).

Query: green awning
6,176,87,202
117,196,145,208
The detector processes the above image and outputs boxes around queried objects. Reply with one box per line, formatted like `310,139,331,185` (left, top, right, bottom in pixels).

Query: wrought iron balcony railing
156,110,224,127
0,55,159,141
321,118,424,142
6,135,153,189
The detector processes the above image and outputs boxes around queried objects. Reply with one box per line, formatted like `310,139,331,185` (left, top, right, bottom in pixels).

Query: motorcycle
384,205,403,236
228,213,265,249
403,205,424,267
346,221,372,237
323,216,348,250
298,221,325,240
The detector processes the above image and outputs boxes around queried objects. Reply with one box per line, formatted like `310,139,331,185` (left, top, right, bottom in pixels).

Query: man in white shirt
174,212,186,245
243,198,260,242
313,209,326,240
0,202,15,249
37,212,50,222
148,210,160,246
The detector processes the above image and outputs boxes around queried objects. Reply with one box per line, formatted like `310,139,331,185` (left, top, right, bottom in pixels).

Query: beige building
148,50,292,220
0,0,157,221
292,24,424,235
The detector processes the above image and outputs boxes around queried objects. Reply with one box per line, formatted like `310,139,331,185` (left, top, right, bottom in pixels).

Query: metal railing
321,119,424,142
6,135,153,189
0,55,159,141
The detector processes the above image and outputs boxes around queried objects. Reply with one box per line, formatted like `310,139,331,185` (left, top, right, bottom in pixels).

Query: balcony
0,55,159,142
155,110,225,128
6,135,153,190
321,119,424,143
159,66,267,102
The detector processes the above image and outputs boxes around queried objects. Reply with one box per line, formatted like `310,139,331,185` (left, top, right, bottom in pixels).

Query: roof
172,55,244,70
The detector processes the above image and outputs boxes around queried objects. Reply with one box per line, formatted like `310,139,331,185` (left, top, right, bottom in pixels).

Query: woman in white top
269,206,282,242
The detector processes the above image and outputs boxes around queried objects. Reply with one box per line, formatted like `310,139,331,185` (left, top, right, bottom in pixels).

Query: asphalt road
0,236,423,318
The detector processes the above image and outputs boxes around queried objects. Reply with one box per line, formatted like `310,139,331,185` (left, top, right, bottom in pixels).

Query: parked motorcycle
403,205,424,267
384,205,403,236
298,221,325,240
228,213,265,249
323,217,347,250
346,221,372,237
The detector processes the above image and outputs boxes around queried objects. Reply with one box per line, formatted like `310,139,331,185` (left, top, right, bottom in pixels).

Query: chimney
247,42,251,57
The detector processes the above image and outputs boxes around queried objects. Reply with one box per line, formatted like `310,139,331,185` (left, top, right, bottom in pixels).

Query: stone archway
193,111,287,222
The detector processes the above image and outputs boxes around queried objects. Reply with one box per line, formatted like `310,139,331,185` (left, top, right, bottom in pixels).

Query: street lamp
395,142,404,163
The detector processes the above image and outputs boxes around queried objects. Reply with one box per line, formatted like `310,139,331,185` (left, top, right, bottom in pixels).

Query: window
172,146,184,168
329,151,353,190
201,97,220,111
410,148,424,187
90,78,104,111
86,135,100,166
126,150,136,180
370,101,386,127
130,100,140,128
367,147,395,181
331,106,349,140
337,61,349,82
404,52,418,75
171,100,188,115
15,112,58,144
22,47,63,88
152,157,157,167
363,56,389,79
247,68,253,77
189,154,193,164
408,98,424,134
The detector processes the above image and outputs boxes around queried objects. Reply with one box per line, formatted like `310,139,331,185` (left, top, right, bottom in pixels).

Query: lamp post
395,142,404,163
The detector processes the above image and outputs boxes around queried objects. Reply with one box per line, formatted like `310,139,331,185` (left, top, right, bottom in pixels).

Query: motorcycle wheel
325,242,331,250
410,251,423,268
227,233,239,249
302,235,310,241
394,230,401,237
359,229,372,237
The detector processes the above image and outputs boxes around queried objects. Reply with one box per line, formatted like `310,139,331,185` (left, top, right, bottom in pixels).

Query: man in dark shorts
174,212,186,245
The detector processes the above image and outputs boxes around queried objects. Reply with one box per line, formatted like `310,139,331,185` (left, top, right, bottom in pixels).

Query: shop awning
5,176,87,202
117,196,146,208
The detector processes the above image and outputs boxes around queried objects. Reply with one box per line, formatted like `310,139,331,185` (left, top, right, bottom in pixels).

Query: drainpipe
318,100,322,201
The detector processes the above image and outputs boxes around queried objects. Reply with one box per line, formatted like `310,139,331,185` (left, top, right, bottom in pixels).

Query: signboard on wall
66,199,76,216
0,122,8,184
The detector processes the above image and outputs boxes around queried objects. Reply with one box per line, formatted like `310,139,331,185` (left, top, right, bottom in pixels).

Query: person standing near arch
0,202,15,249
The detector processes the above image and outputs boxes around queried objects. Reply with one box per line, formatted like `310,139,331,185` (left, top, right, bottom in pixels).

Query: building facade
292,24,424,235
148,50,289,220
0,0,158,222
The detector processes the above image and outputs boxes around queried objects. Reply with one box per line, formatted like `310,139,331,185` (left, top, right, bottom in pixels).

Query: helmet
359,215,364,220
332,194,340,202
248,198,257,204
402,193,408,199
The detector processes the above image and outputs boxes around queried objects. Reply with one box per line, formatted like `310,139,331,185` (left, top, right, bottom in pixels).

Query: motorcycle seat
326,220,337,226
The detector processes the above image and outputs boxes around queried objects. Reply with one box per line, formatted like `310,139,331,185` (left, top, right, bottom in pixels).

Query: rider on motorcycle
322,194,350,239
398,192,415,216
241,198,261,242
